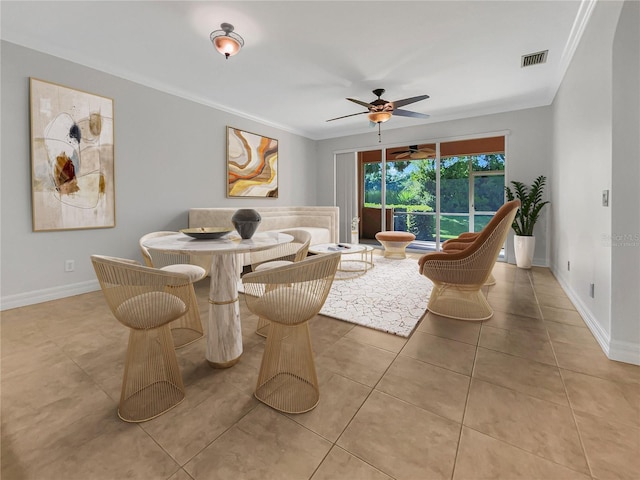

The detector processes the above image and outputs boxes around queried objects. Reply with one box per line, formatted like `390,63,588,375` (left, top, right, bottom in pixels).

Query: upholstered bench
375,231,416,259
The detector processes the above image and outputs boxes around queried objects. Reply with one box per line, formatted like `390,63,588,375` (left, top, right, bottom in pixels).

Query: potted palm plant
504,175,550,268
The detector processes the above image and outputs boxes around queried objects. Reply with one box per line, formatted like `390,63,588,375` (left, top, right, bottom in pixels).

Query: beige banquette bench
188,206,339,268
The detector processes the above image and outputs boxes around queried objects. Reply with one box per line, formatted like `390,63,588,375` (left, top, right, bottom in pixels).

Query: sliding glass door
357,136,505,250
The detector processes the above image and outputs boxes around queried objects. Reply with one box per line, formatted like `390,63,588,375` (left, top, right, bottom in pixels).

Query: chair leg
118,325,185,422
427,281,493,321
169,285,204,348
254,321,319,414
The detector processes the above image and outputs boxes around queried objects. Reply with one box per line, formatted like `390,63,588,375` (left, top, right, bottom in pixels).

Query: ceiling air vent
521,50,548,67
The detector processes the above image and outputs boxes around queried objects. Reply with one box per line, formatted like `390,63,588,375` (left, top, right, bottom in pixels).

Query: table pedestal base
206,253,243,368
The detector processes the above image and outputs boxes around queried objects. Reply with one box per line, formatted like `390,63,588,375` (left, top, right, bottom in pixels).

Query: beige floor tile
479,325,556,366
95,371,127,402
417,312,481,345
453,427,590,480
487,296,541,319
486,286,537,305
561,369,640,427
553,340,640,384
540,305,586,327
482,309,546,333
473,347,568,406
533,282,569,298
536,292,576,310
309,315,355,355
213,341,265,396
574,411,640,480
4,420,180,480
141,380,258,465
311,446,393,480
337,390,460,480
239,312,266,350
70,339,128,384
545,321,600,348
287,370,371,442
464,379,589,473
315,337,396,387
2,357,109,429
3,262,638,479
0,322,50,358
174,337,217,387
1,340,71,380
401,330,476,375
54,328,126,363
343,325,407,353
376,354,470,422
530,266,557,280
168,469,196,480
185,404,331,480
2,389,121,478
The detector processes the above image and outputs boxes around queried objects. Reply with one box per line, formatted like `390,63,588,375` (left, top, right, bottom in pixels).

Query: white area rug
319,255,433,337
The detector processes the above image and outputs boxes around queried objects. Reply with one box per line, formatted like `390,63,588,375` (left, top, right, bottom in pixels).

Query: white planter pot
514,235,535,269
351,230,359,244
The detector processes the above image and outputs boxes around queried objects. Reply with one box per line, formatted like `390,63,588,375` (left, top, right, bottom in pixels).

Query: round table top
308,243,370,255
141,231,293,255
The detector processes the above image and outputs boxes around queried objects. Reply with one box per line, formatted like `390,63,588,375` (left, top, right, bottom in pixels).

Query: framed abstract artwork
227,126,278,198
29,78,115,231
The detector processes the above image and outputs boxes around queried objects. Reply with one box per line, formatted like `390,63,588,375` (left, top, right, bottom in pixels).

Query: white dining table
141,230,293,368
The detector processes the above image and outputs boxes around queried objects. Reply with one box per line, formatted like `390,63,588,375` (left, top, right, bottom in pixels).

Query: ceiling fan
393,145,436,159
326,88,430,142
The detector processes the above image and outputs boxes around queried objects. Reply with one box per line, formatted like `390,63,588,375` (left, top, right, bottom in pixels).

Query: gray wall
611,0,640,360
315,107,554,266
0,41,318,308
551,0,639,364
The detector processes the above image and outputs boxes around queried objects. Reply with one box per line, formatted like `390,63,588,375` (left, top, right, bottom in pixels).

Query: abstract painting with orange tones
227,127,278,198
30,78,115,231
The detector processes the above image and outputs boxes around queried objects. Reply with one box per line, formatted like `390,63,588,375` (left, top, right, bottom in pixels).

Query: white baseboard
607,339,640,365
551,265,640,366
1,280,101,311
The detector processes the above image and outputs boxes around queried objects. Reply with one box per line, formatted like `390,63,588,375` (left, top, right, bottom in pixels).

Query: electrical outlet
65,260,75,272
590,283,595,298
567,261,570,271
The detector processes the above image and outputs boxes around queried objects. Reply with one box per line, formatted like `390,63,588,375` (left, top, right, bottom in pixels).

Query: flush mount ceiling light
210,23,244,59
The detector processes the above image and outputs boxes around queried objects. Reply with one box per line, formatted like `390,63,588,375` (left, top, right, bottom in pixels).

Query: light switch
602,190,609,207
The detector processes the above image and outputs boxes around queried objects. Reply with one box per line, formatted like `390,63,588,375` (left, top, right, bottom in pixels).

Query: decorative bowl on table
180,227,233,239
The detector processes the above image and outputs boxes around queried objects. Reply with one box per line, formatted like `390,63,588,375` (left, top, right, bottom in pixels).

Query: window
358,136,505,250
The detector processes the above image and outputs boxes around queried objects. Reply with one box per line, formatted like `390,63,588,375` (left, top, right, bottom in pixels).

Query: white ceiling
1,1,594,140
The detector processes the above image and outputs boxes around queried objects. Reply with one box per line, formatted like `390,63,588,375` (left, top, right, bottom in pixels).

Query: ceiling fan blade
394,152,411,159
326,111,369,122
391,94,430,109
393,109,430,119
347,97,374,109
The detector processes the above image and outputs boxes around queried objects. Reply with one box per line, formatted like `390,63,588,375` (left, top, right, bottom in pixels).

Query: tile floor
2,255,639,479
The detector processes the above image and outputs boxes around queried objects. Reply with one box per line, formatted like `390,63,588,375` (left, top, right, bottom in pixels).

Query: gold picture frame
29,78,115,231
227,126,278,198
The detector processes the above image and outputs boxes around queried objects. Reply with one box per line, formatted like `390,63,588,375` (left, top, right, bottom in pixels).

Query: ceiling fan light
368,112,392,123
210,23,244,59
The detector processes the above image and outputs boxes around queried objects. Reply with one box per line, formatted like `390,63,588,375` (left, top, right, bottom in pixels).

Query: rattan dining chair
418,200,520,321
140,231,205,348
242,252,340,414
91,254,191,422
249,229,312,337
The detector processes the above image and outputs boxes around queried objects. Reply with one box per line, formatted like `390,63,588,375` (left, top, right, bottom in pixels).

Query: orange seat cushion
375,231,416,242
